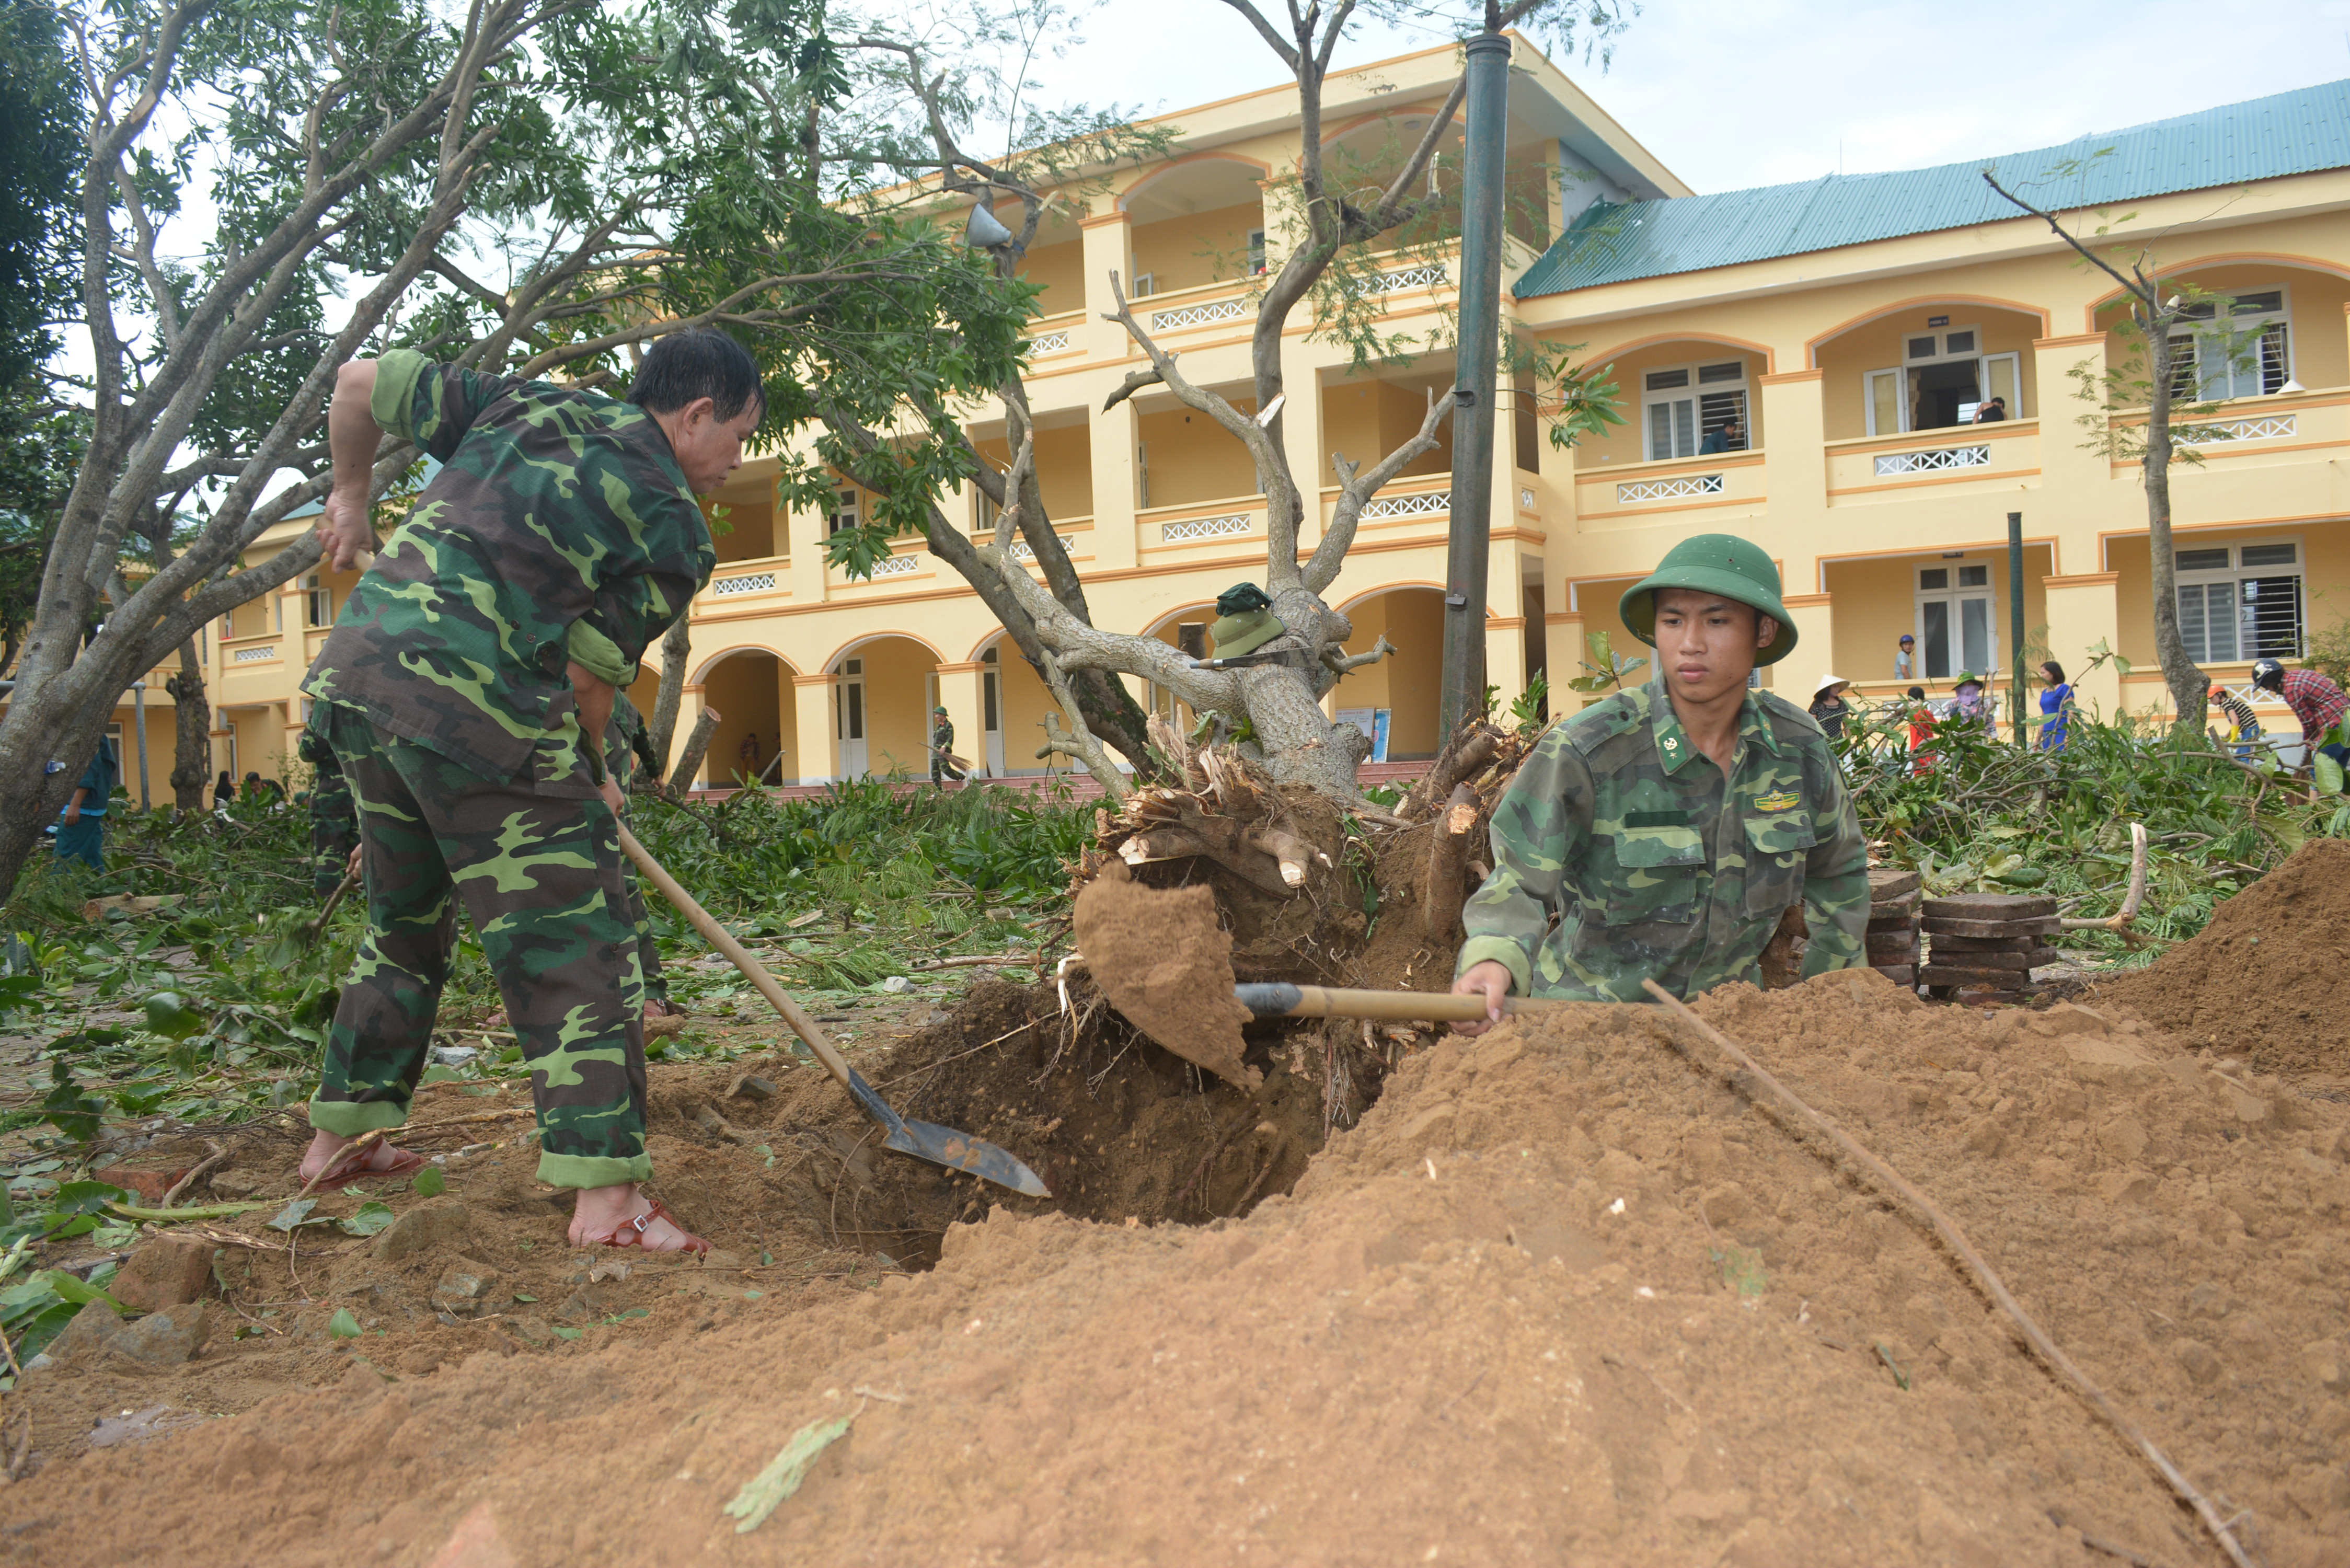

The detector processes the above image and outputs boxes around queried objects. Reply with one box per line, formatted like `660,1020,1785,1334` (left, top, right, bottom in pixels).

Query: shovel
1232,983,1576,1024
617,825,1050,1198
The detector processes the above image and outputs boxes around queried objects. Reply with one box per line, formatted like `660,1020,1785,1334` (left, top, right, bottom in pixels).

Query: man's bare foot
298,1129,424,1185
568,1184,707,1252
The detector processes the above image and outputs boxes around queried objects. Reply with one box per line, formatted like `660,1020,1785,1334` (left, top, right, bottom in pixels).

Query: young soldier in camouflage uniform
300,331,755,1250
297,712,357,899
1452,534,1868,1029
929,705,965,786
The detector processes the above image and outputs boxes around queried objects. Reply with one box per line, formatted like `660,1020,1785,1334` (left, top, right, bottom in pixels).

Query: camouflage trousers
308,701,650,1189
298,718,358,898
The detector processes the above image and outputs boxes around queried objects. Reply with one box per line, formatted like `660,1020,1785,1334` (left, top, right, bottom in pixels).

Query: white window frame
1913,560,1998,681
1136,441,1150,507
2170,286,2293,405
2174,535,2303,663
302,572,331,628
1246,228,1267,277
1639,358,1750,461
1867,327,2024,434
827,486,860,537
1131,272,1156,298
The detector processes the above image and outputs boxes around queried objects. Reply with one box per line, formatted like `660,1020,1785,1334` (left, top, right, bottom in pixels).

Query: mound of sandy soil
2098,837,2350,1077
6,971,2347,1567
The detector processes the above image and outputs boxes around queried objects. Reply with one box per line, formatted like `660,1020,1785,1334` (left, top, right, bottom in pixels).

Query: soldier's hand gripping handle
1449,960,1513,1037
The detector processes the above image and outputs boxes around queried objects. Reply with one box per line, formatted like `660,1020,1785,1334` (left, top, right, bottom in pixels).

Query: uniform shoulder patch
1562,690,1646,756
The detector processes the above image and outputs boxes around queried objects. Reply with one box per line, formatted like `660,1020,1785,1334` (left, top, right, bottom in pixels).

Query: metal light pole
2007,512,2026,745
1436,31,1512,744
131,679,150,809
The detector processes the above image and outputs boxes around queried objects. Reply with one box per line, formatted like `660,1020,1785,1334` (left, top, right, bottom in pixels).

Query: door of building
1915,563,1995,679
834,656,867,778
982,648,1005,775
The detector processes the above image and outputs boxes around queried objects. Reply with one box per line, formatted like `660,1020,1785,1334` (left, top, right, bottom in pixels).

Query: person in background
1950,672,1993,733
2250,657,2349,767
1894,634,1915,683
736,730,762,779
1698,415,1745,455
1807,675,1853,739
2209,682,2263,760
55,732,119,870
214,770,235,814
1905,685,1937,775
1973,396,2008,423
930,705,966,787
2036,661,2074,752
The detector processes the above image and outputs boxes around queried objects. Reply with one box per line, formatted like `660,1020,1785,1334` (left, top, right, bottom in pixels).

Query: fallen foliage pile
7,967,2347,1567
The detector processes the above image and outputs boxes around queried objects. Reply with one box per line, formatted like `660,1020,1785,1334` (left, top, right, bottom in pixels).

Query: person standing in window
1698,416,1744,455
2036,661,2073,751
1972,396,2008,423
1807,675,1852,739
1894,634,1915,683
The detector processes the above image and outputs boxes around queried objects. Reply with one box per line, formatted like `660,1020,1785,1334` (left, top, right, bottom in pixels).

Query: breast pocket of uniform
1743,811,1816,916
1596,821,1704,925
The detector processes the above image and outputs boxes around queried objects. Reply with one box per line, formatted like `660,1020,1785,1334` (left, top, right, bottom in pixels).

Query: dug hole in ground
3,839,2349,1566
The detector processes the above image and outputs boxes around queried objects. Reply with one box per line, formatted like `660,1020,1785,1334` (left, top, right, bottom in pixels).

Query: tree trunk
666,706,721,795
2142,318,2206,736
1424,783,1481,942
164,639,210,812
647,615,693,776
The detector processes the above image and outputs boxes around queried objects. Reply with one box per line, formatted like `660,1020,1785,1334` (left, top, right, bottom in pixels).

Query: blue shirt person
55,734,119,868
2036,661,2074,752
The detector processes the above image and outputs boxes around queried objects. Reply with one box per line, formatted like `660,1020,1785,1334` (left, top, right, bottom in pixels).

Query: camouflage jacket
303,351,713,796
1456,684,1869,1002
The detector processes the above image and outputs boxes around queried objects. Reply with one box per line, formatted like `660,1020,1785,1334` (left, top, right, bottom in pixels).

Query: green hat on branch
1618,533,1798,666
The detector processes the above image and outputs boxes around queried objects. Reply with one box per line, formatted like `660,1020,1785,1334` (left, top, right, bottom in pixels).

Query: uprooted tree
752,0,1630,800
0,0,1030,900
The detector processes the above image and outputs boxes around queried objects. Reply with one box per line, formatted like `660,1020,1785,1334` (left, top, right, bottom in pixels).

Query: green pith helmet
934,706,948,715
1618,533,1798,666
1215,582,1272,616
1209,607,1285,658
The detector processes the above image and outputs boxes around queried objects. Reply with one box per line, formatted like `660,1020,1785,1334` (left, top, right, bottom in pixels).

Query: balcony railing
1873,443,1989,477
1161,511,1252,542
1574,451,1765,528
1825,421,2037,500
1023,309,1082,357
1138,496,1265,558
2176,414,2296,445
700,554,790,603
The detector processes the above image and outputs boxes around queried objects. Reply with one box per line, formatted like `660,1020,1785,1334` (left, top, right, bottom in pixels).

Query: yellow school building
80,43,2350,795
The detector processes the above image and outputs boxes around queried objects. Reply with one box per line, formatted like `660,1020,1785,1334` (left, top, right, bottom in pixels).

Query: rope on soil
1639,979,2254,1568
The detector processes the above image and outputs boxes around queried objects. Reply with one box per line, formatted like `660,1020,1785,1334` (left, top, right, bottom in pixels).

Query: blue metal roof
1516,79,2350,299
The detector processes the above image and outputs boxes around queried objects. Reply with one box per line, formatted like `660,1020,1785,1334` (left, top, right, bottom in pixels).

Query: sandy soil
2,959,2345,1566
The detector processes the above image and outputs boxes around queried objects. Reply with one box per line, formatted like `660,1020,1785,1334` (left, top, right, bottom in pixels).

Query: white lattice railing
1874,443,1990,477
1360,262,1449,294
2176,414,2297,445
1150,297,1248,332
1160,512,1253,543
1360,490,1449,520
1026,330,1072,354
1008,537,1074,563
710,572,777,597
1615,474,1724,504
231,645,278,662
866,554,920,578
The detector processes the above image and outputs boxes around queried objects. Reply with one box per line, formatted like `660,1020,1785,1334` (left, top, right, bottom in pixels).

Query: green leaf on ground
266,1198,317,1231
339,1202,395,1237
327,1308,362,1338
411,1167,446,1197
551,1325,583,1341
722,1412,857,1534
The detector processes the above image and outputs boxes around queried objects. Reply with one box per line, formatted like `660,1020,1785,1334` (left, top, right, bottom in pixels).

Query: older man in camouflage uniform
1452,534,1868,1028
299,331,754,1250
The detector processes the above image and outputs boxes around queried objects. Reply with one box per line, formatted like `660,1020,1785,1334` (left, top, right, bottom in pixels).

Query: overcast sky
1019,0,2350,193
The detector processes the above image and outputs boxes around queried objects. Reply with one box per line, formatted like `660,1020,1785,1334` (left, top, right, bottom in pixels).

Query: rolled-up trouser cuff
307,1095,410,1137
536,1151,653,1190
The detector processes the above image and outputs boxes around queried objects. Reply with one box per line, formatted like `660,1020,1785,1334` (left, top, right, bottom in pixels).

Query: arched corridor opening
1326,587,1445,759
828,635,949,780
694,649,798,789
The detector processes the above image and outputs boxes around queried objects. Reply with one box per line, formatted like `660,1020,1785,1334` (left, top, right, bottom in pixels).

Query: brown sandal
600,1196,710,1255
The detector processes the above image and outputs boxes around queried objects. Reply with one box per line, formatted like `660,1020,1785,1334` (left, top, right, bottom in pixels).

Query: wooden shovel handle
1237,984,1575,1023
616,825,855,1092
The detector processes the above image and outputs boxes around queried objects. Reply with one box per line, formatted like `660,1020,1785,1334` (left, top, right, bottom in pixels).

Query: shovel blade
884,1121,1053,1198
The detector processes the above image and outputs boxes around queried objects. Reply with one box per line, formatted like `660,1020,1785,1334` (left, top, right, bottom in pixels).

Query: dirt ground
2,944,2346,1565
2098,836,2350,1081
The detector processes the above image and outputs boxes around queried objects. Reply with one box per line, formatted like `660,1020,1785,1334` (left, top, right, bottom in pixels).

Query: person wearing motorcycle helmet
2249,657,2348,765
